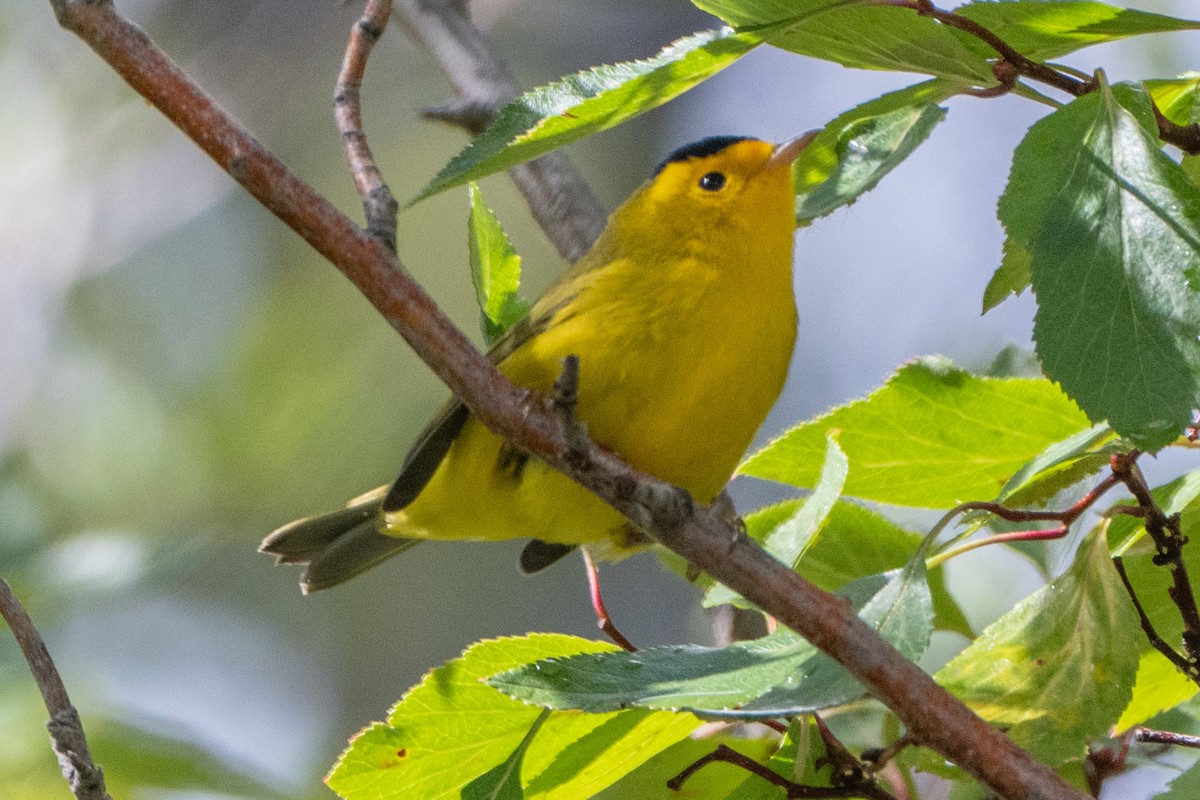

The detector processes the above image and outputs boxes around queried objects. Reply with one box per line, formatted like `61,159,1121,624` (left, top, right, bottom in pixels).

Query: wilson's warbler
262,134,810,592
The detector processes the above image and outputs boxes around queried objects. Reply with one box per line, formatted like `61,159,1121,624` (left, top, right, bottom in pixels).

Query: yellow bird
262,134,810,594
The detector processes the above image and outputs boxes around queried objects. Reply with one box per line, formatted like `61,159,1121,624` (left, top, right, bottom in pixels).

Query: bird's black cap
654,135,752,175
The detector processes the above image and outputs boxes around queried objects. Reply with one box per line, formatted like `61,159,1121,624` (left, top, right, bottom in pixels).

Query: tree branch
336,0,400,252
393,0,606,262
47,2,1088,797
0,580,112,800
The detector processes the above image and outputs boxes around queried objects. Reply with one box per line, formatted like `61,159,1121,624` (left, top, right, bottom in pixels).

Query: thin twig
1135,727,1200,749
813,714,896,800
927,473,1121,568
335,0,399,252
1112,557,1197,681
0,580,112,800
46,3,1089,797
393,0,606,262
1110,452,1200,673
878,0,1200,154
667,742,892,799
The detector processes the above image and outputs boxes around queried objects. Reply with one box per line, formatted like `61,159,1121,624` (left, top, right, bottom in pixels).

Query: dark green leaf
490,565,931,719
955,1,1200,62
412,29,760,202
1000,81,1200,449
982,238,1032,312
739,357,1091,507
795,80,955,223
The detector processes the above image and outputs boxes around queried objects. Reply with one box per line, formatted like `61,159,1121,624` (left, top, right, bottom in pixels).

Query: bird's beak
767,129,820,170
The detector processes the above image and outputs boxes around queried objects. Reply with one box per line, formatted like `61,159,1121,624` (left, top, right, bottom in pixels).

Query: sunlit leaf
695,0,994,84
739,357,1091,507
955,1,1200,62
935,530,1141,765
327,634,699,800
468,184,529,343
704,434,845,609
461,709,549,800
1144,74,1200,127
412,29,760,202
993,423,1116,508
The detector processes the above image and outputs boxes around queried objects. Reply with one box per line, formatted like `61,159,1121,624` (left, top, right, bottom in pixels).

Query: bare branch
0,580,112,800
46,2,1089,797
393,0,606,262
336,0,400,251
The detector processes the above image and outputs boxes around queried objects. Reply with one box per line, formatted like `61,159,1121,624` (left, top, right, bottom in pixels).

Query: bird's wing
380,275,586,513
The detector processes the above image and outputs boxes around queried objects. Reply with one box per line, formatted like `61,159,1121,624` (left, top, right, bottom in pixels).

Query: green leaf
593,737,779,800
1107,471,1200,728
982,238,1032,312
1000,81,1200,450
993,423,1116,508
1161,757,1200,799
1145,74,1200,127
412,29,760,202
327,634,700,800
704,434,846,609
955,1,1200,62
1109,468,1200,556
490,565,931,719
934,530,1141,766
461,709,549,800
725,499,971,636
1115,647,1198,731
695,0,995,84
468,183,529,344
795,80,955,223
739,357,1092,508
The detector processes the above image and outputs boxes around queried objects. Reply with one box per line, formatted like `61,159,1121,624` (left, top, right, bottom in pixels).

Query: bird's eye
698,171,727,192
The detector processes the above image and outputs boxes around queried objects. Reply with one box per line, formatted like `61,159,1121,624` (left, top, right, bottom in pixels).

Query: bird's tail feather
260,486,419,593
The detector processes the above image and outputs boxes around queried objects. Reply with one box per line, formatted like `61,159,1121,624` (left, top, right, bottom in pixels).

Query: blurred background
1,0,1197,797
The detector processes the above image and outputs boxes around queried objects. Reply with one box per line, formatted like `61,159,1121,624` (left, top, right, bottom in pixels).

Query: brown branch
667,742,892,799
1112,557,1198,682
335,0,399,252
393,0,606,262
47,2,1089,798
1110,452,1200,676
0,580,112,800
1134,727,1200,749
881,0,1200,154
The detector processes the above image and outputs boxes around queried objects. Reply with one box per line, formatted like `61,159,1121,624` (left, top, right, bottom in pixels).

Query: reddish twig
46,2,1089,797
928,473,1121,567
0,580,112,800
1084,733,1133,796
335,0,399,252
